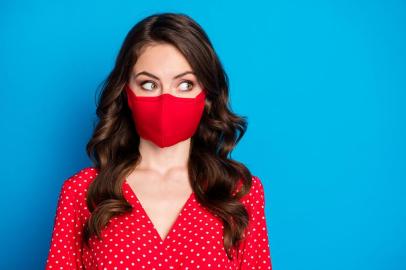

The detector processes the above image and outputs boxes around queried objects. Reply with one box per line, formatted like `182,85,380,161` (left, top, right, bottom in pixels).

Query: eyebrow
133,71,196,80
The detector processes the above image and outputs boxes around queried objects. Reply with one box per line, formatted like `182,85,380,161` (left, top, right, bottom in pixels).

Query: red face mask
125,84,206,148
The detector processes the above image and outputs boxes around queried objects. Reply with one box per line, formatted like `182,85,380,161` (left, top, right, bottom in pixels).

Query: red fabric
126,85,206,148
45,167,272,269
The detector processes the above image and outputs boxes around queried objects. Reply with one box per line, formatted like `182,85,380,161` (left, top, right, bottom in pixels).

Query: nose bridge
161,81,175,95
160,74,179,95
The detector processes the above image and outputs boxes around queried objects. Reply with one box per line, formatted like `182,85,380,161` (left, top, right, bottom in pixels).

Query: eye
140,81,157,91
179,80,194,91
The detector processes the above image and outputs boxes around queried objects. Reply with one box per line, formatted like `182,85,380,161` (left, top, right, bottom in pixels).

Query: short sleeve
237,175,273,269
45,177,85,269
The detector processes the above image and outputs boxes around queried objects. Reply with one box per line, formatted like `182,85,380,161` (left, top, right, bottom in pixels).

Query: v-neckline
123,179,195,245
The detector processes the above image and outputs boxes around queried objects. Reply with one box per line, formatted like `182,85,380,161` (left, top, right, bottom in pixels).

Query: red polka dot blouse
45,167,272,269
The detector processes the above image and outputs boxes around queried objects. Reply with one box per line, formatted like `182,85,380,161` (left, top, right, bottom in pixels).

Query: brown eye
179,80,194,91
140,81,157,91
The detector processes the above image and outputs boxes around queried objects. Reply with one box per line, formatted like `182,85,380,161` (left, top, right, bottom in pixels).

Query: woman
46,12,272,269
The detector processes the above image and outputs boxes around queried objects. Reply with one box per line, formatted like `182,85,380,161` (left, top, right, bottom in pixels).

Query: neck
137,138,191,175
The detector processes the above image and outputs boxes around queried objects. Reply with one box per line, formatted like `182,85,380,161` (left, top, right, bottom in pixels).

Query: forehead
133,43,193,76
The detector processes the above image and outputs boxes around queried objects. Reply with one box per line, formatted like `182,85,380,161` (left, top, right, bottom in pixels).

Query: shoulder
251,175,266,200
61,166,99,192
57,166,99,214
240,175,267,213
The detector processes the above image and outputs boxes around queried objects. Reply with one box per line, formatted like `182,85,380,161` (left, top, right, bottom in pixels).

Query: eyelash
139,80,194,91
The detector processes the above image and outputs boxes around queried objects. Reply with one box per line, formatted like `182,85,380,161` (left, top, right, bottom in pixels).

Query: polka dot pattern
45,167,272,269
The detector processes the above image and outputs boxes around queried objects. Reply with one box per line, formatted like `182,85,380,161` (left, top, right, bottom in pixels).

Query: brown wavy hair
83,12,254,260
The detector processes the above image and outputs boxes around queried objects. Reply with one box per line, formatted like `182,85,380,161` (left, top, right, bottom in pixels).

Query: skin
125,43,203,241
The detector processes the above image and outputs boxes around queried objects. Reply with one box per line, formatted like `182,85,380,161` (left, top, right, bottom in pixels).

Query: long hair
83,12,254,260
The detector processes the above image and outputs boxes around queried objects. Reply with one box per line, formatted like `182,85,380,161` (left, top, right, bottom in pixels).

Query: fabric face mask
125,84,206,148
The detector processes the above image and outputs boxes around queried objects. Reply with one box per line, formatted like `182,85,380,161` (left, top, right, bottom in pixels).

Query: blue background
1,0,405,269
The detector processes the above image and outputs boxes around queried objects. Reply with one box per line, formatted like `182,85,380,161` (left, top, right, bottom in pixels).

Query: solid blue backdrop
0,0,405,269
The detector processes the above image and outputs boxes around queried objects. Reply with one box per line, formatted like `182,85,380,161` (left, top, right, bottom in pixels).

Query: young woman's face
128,43,204,98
